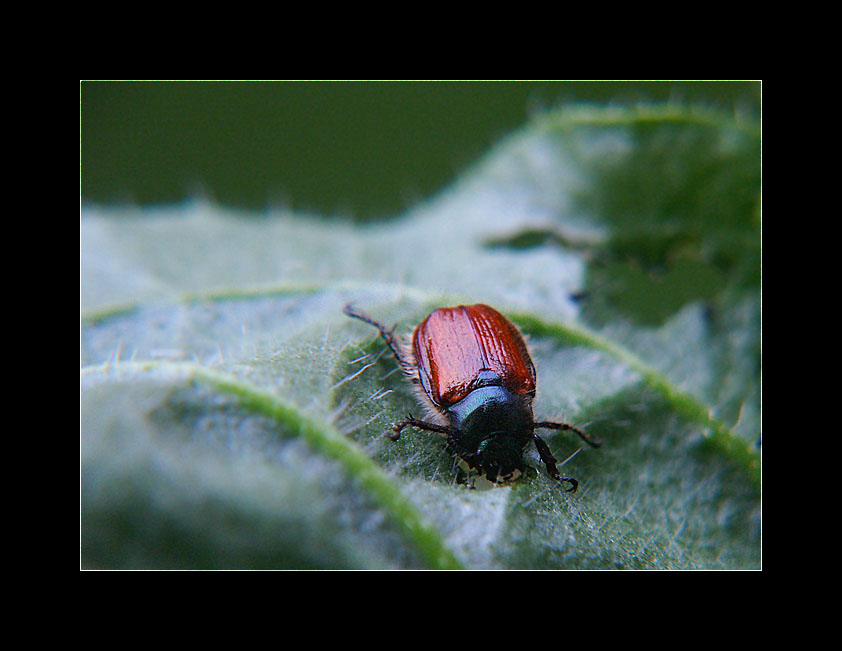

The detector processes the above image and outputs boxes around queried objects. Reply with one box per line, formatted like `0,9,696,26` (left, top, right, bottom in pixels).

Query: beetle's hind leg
533,434,579,493
343,304,409,369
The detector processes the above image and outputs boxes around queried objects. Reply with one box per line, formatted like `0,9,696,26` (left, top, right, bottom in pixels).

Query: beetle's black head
447,385,534,482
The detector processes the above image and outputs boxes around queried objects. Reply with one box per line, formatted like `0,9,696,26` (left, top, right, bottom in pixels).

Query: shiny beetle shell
412,304,536,409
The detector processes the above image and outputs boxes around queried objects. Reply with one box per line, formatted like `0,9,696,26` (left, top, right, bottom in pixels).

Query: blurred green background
80,81,761,219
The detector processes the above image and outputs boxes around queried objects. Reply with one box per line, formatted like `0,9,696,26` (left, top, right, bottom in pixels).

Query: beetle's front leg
533,434,578,493
391,414,454,441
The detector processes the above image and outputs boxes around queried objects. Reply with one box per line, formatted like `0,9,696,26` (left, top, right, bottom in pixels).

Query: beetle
343,303,600,491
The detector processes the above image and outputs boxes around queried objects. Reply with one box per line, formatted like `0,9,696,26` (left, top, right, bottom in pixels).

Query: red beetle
344,303,599,491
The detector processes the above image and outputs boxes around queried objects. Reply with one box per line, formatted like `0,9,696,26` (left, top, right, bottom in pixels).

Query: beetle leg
343,304,409,369
534,419,601,448
391,414,454,441
533,435,579,493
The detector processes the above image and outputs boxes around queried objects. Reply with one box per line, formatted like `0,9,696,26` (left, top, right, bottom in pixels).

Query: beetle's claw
560,476,579,493
390,414,413,441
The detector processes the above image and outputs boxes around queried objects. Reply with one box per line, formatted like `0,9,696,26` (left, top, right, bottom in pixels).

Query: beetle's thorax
447,386,534,460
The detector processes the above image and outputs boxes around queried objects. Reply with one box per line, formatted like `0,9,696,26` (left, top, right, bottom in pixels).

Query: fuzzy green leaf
81,104,761,569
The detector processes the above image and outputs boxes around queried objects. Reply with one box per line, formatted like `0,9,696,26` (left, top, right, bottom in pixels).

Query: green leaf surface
81,104,761,569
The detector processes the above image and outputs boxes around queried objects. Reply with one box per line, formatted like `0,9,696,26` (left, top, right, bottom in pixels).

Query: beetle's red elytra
344,303,600,491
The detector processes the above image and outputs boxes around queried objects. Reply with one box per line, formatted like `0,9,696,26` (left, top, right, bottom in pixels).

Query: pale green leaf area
81,104,761,569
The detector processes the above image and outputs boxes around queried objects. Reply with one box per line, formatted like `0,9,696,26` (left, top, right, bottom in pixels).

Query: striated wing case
412,304,536,409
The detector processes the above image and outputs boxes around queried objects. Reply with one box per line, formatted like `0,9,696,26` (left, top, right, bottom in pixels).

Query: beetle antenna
533,420,601,448
343,303,407,368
